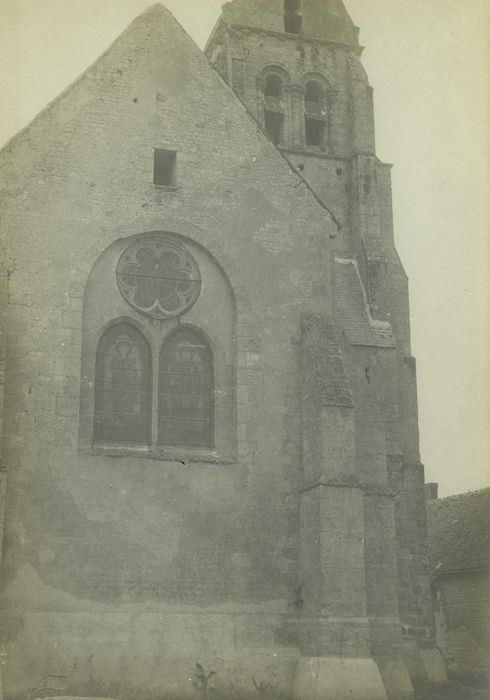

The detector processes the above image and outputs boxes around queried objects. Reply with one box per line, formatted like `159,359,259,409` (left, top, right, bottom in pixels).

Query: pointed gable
0,3,337,238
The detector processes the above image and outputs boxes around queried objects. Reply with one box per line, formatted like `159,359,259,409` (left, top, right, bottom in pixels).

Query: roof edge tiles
335,257,396,348
427,487,490,575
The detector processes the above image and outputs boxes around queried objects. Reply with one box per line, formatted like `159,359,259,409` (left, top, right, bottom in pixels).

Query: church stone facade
0,2,446,699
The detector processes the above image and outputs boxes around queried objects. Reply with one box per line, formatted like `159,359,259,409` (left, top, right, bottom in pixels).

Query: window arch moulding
79,232,237,464
260,67,291,146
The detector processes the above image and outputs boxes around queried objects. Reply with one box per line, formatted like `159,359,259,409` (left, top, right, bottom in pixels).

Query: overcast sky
0,0,488,497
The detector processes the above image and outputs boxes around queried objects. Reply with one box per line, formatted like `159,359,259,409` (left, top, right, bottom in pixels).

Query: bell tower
206,2,443,699
205,0,370,151
205,0,409,428
205,0,378,266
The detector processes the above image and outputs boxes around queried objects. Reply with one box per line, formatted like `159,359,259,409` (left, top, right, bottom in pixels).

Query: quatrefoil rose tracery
116,236,201,319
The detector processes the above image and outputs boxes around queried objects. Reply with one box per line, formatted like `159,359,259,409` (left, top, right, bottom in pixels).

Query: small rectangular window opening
284,0,302,34
284,13,302,34
265,111,284,145
154,149,177,187
305,118,325,147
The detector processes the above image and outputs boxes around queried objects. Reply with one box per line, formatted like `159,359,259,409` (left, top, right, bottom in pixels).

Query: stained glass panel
158,328,213,448
94,323,151,444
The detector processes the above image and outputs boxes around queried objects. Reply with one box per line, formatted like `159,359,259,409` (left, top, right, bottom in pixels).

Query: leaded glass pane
158,329,213,448
94,323,151,444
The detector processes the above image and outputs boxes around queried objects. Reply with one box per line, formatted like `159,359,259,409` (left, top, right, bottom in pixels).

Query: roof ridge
432,487,490,503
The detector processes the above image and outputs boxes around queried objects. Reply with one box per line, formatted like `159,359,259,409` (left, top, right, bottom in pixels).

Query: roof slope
335,258,396,348
427,488,490,574
0,4,338,233
0,5,180,157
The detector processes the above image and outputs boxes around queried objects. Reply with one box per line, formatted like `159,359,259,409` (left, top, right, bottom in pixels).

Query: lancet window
263,74,285,145
304,81,326,147
94,323,152,445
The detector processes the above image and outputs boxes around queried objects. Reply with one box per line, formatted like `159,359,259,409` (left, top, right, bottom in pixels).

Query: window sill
305,145,327,153
81,445,235,466
279,145,341,160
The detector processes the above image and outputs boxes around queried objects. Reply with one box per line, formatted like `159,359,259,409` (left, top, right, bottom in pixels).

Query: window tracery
83,233,232,456
116,237,201,319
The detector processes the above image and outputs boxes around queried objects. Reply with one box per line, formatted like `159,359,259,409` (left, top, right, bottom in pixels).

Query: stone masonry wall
208,0,434,680
0,6,339,698
0,2,437,698
434,571,490,679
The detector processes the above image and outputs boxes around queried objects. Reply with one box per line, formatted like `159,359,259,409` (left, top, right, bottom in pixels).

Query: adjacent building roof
427,487,490,574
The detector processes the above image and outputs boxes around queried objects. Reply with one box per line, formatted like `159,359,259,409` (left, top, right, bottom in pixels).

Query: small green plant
192,663,216,698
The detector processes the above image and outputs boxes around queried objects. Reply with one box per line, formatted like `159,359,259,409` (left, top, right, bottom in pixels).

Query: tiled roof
427,488,490,574
334,258,396,348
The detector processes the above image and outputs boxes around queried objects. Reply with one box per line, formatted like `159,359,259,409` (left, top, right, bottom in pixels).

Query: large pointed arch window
94,323,151,444
158,328,213,448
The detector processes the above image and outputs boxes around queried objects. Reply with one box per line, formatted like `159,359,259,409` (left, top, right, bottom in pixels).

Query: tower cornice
206,20,364,57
